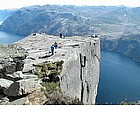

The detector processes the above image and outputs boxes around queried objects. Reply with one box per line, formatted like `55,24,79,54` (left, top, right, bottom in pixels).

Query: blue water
0,31,24,44
96,50,140,105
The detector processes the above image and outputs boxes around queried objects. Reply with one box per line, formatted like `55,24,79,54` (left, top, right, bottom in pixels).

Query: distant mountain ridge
1,5,140,36
0,5,94,36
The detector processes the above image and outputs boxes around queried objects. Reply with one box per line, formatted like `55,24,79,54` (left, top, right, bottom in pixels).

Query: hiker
59,33,62,38
51,44,55,55
54,42,58,49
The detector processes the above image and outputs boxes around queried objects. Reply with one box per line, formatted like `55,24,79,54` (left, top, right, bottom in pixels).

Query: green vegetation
120,35,140,43
44,92,83,105
35,60,64,97
41,82,62,94
34,60,64,78
119,101,140,105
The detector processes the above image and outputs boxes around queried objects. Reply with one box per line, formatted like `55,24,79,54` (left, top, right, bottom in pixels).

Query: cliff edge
0,34,100,105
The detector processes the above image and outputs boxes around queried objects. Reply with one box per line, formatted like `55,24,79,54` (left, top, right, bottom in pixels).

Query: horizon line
0,4,140,10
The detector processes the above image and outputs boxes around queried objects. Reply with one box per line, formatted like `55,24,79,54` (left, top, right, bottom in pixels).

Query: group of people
50,33,64,55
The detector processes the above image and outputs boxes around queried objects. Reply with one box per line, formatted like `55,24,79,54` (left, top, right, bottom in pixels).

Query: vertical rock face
60,37,100,104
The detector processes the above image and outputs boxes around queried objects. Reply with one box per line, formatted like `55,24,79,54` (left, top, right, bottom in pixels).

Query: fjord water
96,50,140,105
0,31,23,44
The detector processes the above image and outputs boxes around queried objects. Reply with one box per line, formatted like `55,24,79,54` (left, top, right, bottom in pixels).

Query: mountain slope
0,5,94,36
2,5,140,36
0,9,14,22
101,34,140,61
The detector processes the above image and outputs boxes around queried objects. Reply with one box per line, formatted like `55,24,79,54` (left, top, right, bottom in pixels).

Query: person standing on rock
51,44,55,55
59,33,62,38
54,42,58,49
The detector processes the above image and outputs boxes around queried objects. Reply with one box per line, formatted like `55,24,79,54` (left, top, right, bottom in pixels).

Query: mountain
1,5,140,36
0,9,14,23
0,5,94,36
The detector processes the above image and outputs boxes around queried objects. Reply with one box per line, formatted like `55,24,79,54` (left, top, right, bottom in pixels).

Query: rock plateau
0,33,100,105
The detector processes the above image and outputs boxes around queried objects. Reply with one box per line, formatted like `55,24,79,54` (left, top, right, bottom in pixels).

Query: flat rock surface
17,34,99,62
16,34,99,73
0,44,28,59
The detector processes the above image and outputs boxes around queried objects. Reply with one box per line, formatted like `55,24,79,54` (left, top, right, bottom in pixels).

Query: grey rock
0,78,14,92
22,64,34,73
4,78,42,97
3,62,16,74
5,71,38,82
0,65,3,71
5,71,23,81
0,44,28,74
9,90,46,105
8,97,27,105
2,60,24,74
15,60,24,71
23,74,38,79
0,96,9,105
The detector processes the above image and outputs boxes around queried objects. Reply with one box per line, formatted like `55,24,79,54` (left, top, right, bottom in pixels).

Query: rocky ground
0,33,98,105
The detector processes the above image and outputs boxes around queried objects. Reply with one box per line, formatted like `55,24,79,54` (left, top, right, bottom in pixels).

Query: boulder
26,90,46,105
0,65,3,72
22,64,34,73
0,44,28,75
4,78,42,97
3,62,16,74
8,90,46,105
1,60,25,74
6,72,39,81
23,74,38,79
15,60,24,71
0,95,10,105
5,71,24,81
8,97,27,105
0,78,14,94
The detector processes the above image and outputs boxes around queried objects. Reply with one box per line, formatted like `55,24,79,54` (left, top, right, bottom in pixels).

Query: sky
0,0,140,10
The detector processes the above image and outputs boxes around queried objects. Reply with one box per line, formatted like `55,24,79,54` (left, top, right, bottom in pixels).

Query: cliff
0,34,100,105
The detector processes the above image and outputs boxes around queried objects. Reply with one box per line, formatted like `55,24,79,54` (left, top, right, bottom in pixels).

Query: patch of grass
35,64,47,78
42,63,47,73
47,62,56,70
41,82,61,94
35,60,64,96
34,60,64,81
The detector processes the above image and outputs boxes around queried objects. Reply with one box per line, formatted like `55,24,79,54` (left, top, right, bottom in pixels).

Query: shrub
41,82,60,94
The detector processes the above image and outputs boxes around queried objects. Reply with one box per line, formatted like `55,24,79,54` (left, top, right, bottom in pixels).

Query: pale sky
0,0,140,10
